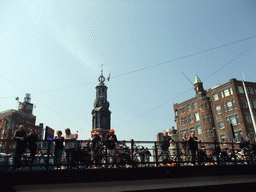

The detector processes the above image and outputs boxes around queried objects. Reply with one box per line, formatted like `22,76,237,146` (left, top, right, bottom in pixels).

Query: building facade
0,94,44,153
91,71,111,140
173,77,256,144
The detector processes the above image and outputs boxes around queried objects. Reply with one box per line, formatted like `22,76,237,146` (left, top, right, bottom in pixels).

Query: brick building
0,94,44,153
173,76,256,144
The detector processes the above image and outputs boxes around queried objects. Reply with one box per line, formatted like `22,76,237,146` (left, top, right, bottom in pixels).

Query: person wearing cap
106,129,118,164
90,131,102,167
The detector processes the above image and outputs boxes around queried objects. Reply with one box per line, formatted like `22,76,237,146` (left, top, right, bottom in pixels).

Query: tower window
229,88,233,95
238,86,244,93
203,115,207,123
197,125,202,134
223,102,227,112
218,121,225,129
220,91,224,98
241,99,248,108
223,89,230,97
189,115,193,123
187,104,191,111
207,114,211,122
213,93,219,101
215,105,221,115
193,102,198,109
195,112,200,121
233,99,237,109
227,101,233,111
248,87,254,94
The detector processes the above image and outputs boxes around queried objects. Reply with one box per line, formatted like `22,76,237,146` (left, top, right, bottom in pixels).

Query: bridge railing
0,139,255,171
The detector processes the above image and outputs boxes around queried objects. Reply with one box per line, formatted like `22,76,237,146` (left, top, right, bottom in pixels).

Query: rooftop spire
194,74,202,84
98,64,106,85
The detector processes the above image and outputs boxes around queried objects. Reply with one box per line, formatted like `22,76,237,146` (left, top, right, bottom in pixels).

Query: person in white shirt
64,128,77,168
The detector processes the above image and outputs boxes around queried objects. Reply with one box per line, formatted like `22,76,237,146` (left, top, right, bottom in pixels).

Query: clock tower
91,71,111,140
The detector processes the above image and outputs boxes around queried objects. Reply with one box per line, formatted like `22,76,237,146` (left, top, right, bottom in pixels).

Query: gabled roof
194,74,202,84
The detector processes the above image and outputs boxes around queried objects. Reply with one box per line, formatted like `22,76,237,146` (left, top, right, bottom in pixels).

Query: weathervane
98,64,106,83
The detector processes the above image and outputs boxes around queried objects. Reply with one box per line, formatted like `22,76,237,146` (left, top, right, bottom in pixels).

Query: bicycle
114,143,137,168
92,147,114,168
5,149,40,171
72,147,93,169
157,151,172,167
132,145,146,167
172,151,189,166
37,152,55,170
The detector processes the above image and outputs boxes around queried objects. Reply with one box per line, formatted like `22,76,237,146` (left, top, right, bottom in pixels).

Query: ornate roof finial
194,74,202,84
98,64,105,84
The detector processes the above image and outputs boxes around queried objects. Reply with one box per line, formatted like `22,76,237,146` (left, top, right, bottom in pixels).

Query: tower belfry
91,70,111,139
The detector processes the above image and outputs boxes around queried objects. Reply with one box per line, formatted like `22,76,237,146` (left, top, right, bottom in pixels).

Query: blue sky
1,0,256,141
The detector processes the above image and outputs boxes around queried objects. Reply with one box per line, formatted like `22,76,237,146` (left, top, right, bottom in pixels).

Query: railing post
216,141,220,166
154,142,158,167
176,141,180,166
76,140,80,169
105,142,108,168
131,140,134,168
231,140,236,165
46,140,51,170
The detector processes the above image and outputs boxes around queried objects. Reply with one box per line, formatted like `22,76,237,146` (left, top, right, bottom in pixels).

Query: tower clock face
26,104,33,110
99,93,105,98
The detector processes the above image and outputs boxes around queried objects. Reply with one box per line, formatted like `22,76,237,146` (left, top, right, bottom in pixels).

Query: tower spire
194,74,202,84
98,64,106,85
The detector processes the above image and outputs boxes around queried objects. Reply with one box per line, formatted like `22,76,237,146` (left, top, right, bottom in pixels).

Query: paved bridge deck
2,165,256,192
13,174,256,192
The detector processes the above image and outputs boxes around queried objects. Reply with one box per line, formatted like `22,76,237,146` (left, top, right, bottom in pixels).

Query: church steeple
194,74,202,84
94,70,109,108
91,70,111,139
194,74,205,97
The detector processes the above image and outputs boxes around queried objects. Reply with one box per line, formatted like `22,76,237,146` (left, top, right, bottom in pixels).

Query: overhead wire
114,41,256,129
0,76,86,131
111,35,256,80
1,36,256,132
19,35,256,94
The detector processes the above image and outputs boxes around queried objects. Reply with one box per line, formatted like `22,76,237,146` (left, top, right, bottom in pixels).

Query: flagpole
241,71,256,136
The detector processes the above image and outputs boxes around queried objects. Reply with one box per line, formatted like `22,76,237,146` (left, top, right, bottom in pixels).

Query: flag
107,73,111,81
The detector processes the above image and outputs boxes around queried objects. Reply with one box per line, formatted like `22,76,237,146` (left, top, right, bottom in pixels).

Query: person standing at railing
187,132,200,166
13,125,27,169
27,128,38,165
64,128,77,169
239,137,249,149
54,130,64,169
160,131,174,153
106,129,118,160
145,147,151,167
181,133,189,156
90,131,102,167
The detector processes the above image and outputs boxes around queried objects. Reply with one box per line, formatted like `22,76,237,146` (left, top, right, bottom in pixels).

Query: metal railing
0,139,255,171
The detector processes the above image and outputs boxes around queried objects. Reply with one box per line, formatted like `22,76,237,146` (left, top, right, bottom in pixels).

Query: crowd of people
11,124,256,169
12,125,123,169
160,131,256,166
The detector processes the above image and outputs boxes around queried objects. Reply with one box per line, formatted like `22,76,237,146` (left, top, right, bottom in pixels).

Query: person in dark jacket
106,129,118,158
13,125,27,168
27,128,38,165
187,132,200,165
160,131,174,152
90,131,102,166
54,130,64,169
239,137,249,149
